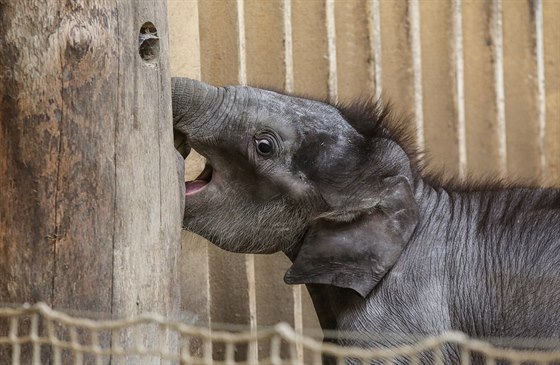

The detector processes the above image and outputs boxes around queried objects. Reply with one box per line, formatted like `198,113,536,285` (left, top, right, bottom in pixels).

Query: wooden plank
112,1,182,363
502,0,541,183
379,0,420,149
199,0,241,86
198,1,252,361
169,0,202,79
254,253,294,358
291,0,329,99
208,247,251,361
289,1,328,361
243,1,298,360
419,0,461,179
463,0,505,180
245,0,285,88
168,0,212,358
543,0,560,186
334,0,373,103
92,0,181,361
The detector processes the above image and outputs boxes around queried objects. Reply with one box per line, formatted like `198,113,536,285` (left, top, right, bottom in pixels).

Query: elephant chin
183,214,294,255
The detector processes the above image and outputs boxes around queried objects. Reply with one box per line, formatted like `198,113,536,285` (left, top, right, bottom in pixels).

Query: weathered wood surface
0,0,181,363
168,5,212,358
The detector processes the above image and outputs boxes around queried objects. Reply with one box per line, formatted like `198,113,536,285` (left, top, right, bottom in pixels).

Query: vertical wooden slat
291,0,329,322
169,0,202,79
544,0,560,185
245,0,285,88
198,1,252,362
534,0,547,183
236,1,259,362
112,2,182,362
502,0,541,182
169,2,212,358
199,0,241,87
254,253,294,358
334,0,372,103
453,0,468,180
368,0,383,100
244,1,296,360
409,0,425,156
492,0,508,178
326,0,337,104
237,0,247,86
462,0,506,180
282,2,307,362
419,0,460,178
379,1,419,148
283,0,295,93
291,0,329,99
290,1,328,361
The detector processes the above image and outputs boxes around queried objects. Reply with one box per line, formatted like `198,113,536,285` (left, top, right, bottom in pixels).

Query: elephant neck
282,248,358,338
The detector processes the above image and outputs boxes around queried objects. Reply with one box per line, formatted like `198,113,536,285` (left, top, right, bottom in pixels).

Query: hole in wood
139,22,160,63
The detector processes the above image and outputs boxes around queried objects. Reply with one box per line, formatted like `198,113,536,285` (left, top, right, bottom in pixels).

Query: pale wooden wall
168,0,559,360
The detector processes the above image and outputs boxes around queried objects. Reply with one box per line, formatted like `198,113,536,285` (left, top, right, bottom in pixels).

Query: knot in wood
68,24,92,59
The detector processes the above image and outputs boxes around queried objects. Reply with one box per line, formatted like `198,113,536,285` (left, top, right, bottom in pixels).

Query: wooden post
0,1,181,363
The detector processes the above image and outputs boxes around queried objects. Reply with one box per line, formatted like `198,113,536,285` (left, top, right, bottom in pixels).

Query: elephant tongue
185,180,208,196
185,163,213,196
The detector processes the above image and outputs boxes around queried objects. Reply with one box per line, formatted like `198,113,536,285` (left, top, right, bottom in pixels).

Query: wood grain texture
0,1,63,361
112,2,181,362
245,0,286,88
502,0,541,182
243,2,298,359
0,0,181,363
379,0,418,147
419,0,461,178
334,0,373,102
463,0,505,180
197,1,252,361
198,0,241,87
0,0,61,309
291,0,329,99
169,0,202,79
287,2,327,360
168,0,212,358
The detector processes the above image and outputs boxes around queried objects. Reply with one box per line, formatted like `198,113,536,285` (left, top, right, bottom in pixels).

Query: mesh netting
1,302,559,365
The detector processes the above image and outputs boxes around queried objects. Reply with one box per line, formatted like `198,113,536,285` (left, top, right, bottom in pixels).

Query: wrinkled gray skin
172,78,560,360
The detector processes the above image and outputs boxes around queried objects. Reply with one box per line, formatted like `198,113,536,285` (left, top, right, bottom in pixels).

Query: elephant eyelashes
255,137,274,156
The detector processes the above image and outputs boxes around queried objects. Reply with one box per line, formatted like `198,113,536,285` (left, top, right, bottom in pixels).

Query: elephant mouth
174,130,213,196
186,162,213,196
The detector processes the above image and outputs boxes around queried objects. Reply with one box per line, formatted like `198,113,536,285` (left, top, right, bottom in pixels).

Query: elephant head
172,78,419,297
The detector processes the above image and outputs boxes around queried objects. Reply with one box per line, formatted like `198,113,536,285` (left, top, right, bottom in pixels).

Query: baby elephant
172,77,560,358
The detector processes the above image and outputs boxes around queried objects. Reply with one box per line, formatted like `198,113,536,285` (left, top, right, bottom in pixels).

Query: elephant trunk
172,77,227,157
171,77,223,133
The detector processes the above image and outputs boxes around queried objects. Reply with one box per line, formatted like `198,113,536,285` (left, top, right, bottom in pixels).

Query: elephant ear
284,176,419,298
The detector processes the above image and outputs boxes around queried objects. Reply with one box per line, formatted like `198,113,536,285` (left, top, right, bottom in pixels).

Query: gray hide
172,77,560,361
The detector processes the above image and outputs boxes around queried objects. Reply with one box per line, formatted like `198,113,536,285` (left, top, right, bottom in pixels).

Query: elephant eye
255,138,274,156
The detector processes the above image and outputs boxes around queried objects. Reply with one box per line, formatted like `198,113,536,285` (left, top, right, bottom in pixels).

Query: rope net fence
1,303,559,365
